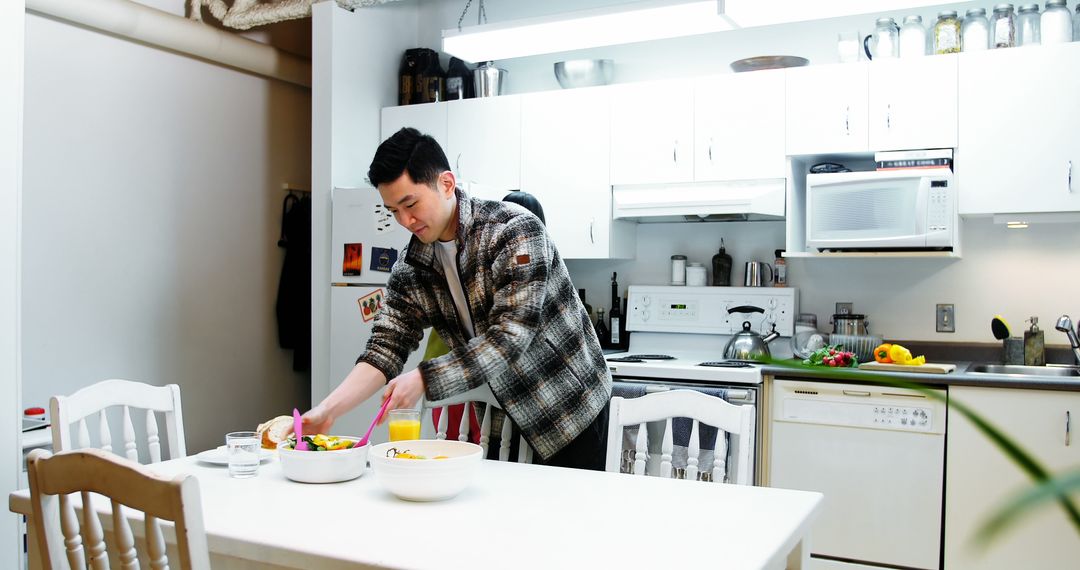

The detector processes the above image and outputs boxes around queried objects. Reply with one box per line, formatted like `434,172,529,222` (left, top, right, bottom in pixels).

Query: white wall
410,0,1080,346
21,12,312,454
2,1,24,565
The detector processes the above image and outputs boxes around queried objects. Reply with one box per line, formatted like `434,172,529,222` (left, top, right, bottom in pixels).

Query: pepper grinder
1024,316,1046,366
711,239,733,286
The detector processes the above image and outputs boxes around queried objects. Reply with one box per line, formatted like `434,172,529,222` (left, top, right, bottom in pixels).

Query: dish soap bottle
711,239,733,286
1024,316,1046,366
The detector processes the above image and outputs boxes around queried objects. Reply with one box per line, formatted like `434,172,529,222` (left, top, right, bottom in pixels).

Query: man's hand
380,368,426,422
300,404,335,436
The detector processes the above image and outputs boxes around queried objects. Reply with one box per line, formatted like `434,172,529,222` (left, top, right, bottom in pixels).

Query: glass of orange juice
387,409,421,441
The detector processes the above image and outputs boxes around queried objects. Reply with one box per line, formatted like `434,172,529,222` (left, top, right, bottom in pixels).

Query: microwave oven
806,170,956,251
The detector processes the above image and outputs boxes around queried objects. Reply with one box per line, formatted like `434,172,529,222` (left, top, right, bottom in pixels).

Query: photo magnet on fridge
358,288,384,323
342,243,363,276
370,246,398,273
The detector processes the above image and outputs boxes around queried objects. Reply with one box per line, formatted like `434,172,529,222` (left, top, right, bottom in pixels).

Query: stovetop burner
606,354,676,363
698,361,754,368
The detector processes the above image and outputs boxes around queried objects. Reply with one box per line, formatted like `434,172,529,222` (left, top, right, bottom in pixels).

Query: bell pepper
874,343,893,363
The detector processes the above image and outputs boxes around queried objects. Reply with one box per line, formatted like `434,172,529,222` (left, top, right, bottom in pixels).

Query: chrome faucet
1055,315,1080,364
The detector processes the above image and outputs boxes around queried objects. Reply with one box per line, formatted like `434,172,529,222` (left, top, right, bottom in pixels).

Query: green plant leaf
975,468,1080,545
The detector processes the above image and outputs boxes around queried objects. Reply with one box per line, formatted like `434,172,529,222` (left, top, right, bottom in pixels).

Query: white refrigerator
328,187,430,444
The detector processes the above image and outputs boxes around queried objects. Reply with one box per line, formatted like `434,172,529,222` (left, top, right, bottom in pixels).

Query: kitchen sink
967,363,1080,377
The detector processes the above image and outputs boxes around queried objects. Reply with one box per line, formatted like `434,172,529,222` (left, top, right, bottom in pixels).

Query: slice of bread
256,415,292,450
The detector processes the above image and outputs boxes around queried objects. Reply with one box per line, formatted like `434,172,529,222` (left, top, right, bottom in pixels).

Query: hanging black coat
276,194,311,371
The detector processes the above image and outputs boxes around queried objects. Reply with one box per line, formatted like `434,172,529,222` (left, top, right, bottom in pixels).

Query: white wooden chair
51,378,187,463
605,389,755,485
423,384,533,463
26,448,211,570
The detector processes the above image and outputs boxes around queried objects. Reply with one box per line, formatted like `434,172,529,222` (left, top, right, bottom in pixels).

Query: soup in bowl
369,439,483,501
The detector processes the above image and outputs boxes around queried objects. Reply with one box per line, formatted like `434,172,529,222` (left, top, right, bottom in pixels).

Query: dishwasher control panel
773,380,946,434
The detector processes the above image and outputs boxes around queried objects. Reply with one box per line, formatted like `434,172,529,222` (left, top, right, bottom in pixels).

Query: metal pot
473,61,507,97
831,313,869,335
723,319,781,361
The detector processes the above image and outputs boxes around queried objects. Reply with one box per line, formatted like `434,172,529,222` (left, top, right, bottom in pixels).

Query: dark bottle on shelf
609,273,622,348
420,50,446,103
619,296,630,349
595,308,610,348
578,288,594,321
711,238,733,286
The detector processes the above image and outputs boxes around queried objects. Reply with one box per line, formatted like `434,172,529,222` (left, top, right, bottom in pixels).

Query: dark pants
542,403,610,472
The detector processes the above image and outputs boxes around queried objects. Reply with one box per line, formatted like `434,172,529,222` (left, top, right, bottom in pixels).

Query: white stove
605,286,798,386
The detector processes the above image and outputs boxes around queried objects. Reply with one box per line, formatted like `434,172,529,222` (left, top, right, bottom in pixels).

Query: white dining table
10,453,822,570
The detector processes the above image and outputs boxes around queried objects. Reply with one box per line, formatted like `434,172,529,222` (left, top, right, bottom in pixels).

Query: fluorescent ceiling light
443,0,948,63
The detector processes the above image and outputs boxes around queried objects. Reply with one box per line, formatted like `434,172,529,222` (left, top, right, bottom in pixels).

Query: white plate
195,446,275,466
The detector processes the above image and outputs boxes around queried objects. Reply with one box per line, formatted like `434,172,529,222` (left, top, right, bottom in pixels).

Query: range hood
612,179,786,223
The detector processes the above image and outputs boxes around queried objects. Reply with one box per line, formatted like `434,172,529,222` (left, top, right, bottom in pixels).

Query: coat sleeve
419,216,552,401
356,270,430,383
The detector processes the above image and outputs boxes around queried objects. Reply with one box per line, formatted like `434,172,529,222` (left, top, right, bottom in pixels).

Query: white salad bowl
277,437,368,483
370,439,483,501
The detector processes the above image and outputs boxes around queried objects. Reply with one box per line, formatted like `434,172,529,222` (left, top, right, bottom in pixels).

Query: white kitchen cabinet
868,55,957,151
521,88,634,259
610,80,694,185
785,63,869,155
945,386,1080,569
958,43,1080,215
380,102,447,150
446,96,521,191
694,70,786,181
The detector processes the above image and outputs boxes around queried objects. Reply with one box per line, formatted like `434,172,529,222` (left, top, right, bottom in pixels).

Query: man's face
379,170,457,244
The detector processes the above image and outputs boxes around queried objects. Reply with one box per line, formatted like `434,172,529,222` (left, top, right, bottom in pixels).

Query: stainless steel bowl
554,59,614,89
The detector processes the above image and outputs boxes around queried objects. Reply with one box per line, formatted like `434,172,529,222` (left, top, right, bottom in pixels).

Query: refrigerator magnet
357,288,384,322
370,246,398,273
342,243,363,276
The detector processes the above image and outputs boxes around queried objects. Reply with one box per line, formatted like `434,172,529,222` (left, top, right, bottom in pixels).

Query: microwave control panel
926,181,954,244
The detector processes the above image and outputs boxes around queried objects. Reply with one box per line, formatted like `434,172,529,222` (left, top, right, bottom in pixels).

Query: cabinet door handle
886,103,892,130
589,219,595,244
673,140,678,164
455,153,462,175
1068,160,1074,194
1067,411,1071,447
708,137,714,163
842,390,872,397
844,105,850,136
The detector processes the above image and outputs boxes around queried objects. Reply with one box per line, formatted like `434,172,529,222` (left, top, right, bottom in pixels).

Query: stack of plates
829,333,884,364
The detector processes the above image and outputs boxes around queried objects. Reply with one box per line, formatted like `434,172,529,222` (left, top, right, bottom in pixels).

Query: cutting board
858,361,956,374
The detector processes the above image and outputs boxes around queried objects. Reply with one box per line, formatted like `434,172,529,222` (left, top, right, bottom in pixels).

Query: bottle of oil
578,288,594,321
595,308,610,348
609,273,622,348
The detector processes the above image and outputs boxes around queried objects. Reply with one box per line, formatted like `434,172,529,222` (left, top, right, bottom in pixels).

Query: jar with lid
962,8,992,50
865,17,900,59
671,254,687,286
934,11,963,54
1042,0,1074,43
991,4,1017,48
900,15,929,57
685,263,706,287
1018,4,1042,45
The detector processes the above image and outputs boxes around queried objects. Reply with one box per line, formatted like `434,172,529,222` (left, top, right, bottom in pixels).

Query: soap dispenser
1024,316,1046,366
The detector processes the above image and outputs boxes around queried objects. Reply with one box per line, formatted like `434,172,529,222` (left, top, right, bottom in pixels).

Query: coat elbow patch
515,254,531,265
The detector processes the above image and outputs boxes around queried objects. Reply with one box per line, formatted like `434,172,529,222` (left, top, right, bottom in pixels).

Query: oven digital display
670,304,687,310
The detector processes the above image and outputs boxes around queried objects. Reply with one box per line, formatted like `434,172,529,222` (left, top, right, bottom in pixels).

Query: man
303,127,612,470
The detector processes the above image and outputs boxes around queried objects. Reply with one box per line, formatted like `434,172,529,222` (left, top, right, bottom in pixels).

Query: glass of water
226,431,260,478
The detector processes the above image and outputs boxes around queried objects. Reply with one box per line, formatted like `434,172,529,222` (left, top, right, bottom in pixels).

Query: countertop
761,360,1080,392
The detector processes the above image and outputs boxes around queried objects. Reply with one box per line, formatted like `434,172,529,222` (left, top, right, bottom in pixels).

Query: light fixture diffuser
443,0,952,63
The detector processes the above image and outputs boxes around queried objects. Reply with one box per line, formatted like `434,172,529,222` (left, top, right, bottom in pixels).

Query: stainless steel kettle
723,306,781,361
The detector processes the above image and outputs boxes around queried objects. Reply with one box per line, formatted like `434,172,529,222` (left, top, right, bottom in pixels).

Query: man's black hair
367,127,451,188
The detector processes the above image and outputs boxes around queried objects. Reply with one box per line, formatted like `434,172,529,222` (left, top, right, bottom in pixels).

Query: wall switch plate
936,304,955,333
835,302,853,316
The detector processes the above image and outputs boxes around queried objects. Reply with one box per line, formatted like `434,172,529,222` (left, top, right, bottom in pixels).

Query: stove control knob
642,295,652,306
641,311,650,322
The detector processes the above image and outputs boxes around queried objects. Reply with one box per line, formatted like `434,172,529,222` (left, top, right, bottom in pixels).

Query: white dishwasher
769,379,947,570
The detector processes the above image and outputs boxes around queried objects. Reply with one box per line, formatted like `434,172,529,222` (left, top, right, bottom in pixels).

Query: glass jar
991,4,1017,48
867,17,901,59
900,15,929,57
1042,0,1074,44
963,8,992,50
1018,4,1041,45
934,11,962,54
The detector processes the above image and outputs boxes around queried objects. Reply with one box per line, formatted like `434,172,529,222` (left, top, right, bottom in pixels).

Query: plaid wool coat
358,189,612,460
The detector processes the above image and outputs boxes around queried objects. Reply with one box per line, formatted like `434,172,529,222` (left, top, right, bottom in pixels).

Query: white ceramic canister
686,262,707,286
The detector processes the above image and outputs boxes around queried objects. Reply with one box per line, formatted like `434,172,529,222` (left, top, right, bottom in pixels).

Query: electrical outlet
936,304,955,333
835,302,853,316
